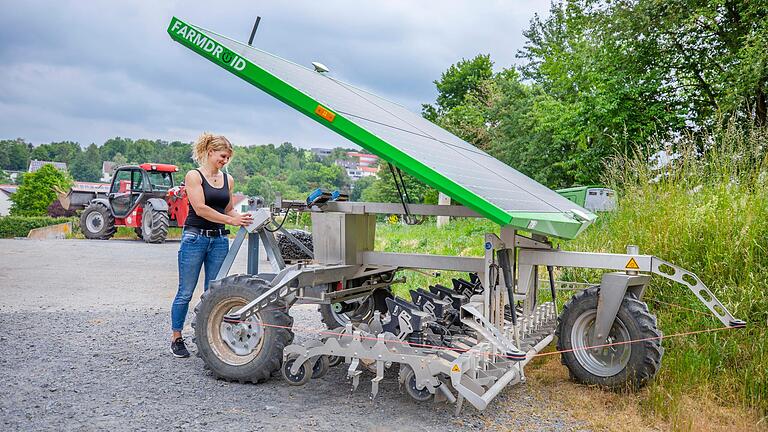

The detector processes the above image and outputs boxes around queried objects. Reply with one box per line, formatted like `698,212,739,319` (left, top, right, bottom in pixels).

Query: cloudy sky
0,1,551,149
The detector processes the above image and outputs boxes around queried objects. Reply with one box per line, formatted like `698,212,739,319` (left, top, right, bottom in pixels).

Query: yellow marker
625,257,640,270
451,364,461,373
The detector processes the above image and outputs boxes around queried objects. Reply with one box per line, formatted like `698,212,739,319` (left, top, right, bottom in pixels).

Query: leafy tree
350,175,376,201
0,138,31,171
69,144,102,182
361,162,435,204
0,169,10,183
422,54,494,120
30,141,81,165
621,0,768,126
10,164,72,216
111,153,128,169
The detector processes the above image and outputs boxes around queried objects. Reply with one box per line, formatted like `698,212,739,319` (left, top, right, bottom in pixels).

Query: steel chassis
213,199,744,412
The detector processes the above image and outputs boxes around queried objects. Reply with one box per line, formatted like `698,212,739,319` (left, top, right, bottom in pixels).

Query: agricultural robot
169,17,745,412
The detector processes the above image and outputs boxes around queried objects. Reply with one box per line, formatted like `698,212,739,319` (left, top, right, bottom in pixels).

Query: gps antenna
248,16,261,46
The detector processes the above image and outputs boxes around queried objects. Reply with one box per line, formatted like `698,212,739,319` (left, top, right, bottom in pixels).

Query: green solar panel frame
167,17,597,239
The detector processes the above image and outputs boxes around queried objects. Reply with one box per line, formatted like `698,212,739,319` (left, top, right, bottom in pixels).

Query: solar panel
168,17,597,239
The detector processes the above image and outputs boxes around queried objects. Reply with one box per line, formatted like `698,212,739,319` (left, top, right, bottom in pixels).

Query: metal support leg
215,227,248,281
247,232,259,275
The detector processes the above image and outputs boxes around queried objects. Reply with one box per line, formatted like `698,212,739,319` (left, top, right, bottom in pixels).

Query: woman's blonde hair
192,133,233,164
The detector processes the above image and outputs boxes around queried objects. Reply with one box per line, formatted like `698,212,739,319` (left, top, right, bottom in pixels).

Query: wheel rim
142,207,152,234
85,212,103,233
206,296,265,366
571,310,631,377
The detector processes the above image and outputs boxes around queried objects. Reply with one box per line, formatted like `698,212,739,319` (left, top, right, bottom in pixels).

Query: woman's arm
186,171,251,226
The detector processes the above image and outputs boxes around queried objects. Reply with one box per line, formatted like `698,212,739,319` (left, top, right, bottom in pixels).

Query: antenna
248,16,261,46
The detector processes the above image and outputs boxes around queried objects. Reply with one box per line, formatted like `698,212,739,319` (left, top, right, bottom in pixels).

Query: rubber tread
191,274,294,384
556,286,664,390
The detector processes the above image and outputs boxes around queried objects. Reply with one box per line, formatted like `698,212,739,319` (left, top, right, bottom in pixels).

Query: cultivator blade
281,272,557,411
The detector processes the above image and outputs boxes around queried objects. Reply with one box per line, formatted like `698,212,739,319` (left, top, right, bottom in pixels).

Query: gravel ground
0,238,586,431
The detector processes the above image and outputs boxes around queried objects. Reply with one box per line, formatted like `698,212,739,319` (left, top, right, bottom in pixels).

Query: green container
556,186,616,212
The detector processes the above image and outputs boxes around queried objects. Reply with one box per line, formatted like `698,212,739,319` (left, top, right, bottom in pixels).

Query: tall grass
567,122,768,417
375,218,498,298
373,122,768,420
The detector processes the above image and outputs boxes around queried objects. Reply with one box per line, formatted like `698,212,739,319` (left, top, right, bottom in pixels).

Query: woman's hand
229,212,254,227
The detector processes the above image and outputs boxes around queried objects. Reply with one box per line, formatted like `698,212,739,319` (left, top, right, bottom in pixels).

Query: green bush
0,216,76,238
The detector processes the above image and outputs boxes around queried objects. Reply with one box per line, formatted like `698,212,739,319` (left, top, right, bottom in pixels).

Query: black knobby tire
80,202,116,240
556,287,664,390
192,274,294,384
319,288,392,329
141,201,169,243
277,229,313,261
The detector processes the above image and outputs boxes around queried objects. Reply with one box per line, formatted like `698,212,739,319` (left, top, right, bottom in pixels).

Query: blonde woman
170,133,253,358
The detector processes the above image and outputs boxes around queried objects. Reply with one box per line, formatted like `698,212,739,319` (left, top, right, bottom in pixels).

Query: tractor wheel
141,201,169,243
318,287,392,329
80,202,116,240
556,287,663,391
192,274,293,384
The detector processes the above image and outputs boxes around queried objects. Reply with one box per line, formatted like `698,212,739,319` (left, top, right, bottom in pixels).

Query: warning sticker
315,105,336,122
625,257,640,270
451,364,461,373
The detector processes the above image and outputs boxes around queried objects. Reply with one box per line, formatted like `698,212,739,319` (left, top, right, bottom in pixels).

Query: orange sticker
451,364,461,373
625,257,640,270
315,105,336,122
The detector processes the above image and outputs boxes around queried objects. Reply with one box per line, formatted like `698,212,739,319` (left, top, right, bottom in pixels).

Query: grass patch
375,218,496,298
370,123,768,427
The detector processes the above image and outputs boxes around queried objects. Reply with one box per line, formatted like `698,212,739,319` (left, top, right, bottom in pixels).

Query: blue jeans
171,230,229,332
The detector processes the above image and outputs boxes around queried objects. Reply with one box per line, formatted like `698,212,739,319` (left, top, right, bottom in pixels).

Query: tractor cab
108,164,179,218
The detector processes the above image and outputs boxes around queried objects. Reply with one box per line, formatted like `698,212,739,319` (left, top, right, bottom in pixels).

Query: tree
10,164,72,216
0,138,31,171
350,175,376,201
0,169,10,183
361,162,435,204
623,0,768,126
422,54,494,120
69,144,102,182
30,141,81,165
111,153,128,170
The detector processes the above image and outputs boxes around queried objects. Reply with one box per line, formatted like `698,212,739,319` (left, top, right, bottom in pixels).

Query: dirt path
0,238,586,431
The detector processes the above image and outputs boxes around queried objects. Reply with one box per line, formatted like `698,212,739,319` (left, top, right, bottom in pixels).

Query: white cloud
0,0,550,148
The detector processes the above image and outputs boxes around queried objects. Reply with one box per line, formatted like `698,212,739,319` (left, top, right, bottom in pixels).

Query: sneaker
170,337,190,358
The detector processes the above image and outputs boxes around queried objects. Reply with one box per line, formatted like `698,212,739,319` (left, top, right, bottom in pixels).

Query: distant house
311,148,333,159
346,169,363,180
334,159,356,170
28,160,67,173
337,153,380,180
101,161,117,182
347,152,379,167
231,193,250,214
5,170,22,183
0,184,18,216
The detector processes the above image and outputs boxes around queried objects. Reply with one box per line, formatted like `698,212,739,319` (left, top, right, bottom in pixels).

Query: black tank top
185,169,230,229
